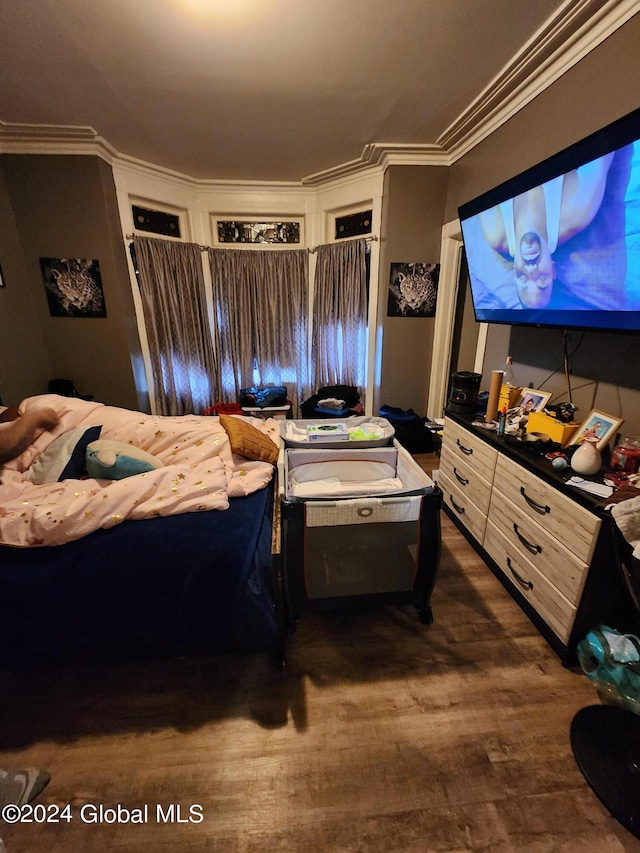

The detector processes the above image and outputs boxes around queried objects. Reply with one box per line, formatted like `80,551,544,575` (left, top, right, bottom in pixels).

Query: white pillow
24,425,102,484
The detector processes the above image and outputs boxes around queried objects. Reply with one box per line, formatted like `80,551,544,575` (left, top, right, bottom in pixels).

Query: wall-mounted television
458,107,640,333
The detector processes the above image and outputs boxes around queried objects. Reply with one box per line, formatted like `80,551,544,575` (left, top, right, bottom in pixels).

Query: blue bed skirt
0,485,277,667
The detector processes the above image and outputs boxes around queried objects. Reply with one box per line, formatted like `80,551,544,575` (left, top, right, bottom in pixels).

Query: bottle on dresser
499,356,522,410
497,406,507,437
503,356,515,387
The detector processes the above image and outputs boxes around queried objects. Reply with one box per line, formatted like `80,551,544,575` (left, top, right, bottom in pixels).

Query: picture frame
570,409,624,451
387,262,440,317
39,257,106,318
516,388,551,413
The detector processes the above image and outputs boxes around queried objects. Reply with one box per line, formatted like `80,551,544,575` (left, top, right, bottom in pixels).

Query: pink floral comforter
0,395,279,548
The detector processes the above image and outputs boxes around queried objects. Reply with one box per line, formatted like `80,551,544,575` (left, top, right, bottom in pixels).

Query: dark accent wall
0,154,146,411
444,15,640,436
377,164,448,415
0,162,50,404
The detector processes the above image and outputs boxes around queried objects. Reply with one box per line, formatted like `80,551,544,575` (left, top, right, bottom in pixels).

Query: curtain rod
126,234,377,253
309,235,377,253
126,234,208,250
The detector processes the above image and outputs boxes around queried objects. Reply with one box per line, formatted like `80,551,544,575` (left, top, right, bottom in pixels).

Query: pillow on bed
219,414,279,465
24,425,103,484
85,439,164,480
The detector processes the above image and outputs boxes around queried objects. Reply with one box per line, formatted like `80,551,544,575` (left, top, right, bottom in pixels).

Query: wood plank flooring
0,453,638,852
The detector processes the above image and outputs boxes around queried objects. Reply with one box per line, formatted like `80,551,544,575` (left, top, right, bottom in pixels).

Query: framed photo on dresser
516,388,551,413
570,409,624,451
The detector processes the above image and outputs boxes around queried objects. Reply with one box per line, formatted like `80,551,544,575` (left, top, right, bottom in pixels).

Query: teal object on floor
577,625,640,707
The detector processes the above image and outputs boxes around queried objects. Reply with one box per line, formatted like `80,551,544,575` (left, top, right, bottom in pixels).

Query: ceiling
0,0,631,183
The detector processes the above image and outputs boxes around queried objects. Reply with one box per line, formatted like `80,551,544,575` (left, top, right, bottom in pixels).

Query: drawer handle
453,467,469,486
513,523,542,554
520,487,550,515
450,495,465,515
507,557,534,590
456,438,473,455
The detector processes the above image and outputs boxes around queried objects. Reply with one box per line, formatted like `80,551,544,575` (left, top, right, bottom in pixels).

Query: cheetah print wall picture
40,257,107,318
387,262,440,318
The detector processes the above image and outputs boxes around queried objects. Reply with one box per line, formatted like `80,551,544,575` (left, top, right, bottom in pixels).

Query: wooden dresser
439,411,625,665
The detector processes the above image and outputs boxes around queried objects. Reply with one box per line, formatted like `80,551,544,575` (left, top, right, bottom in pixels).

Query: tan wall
377,164,448,415
0,163,51,405
444,15,640,437
1,154,145,411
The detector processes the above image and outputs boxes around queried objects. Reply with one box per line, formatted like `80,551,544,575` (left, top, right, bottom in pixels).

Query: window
215,219,301,245
334,209,372,240
132,205,182,238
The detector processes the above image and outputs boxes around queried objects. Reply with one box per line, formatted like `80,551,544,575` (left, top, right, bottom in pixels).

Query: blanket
0,395,278,548
611,495,640,560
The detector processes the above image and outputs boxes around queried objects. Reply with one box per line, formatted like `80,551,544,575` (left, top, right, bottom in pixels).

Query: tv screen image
459,109,640,332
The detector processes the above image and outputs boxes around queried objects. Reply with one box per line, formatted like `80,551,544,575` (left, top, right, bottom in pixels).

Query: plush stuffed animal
0,407,60,466
85,439,164,480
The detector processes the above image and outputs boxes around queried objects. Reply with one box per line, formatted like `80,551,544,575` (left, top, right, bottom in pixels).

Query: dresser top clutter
444,409,605,512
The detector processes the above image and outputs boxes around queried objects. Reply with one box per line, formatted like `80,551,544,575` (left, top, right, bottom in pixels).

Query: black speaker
448,371,481,414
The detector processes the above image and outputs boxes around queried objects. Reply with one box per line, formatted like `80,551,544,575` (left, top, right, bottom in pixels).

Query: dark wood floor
1,454,638,852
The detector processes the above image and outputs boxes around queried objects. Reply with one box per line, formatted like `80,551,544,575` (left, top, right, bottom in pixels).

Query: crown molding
439,0,640,162
301,143,448,186
303,0,638,183
376,145,450,169
0,0,636,190
0,119,117,158
0,119,305,194
114,152,305,195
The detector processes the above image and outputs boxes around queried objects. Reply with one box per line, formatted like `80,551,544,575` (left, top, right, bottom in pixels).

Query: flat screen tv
458,107,640,332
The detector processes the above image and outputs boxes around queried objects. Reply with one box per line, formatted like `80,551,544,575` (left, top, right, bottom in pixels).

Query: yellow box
499,386,523,411
526,411,579,446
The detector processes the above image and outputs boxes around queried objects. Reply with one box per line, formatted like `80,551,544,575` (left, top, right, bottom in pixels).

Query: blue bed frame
0,483,281,667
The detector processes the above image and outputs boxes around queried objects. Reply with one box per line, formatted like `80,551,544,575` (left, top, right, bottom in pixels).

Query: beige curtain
312,238,368,397
134,236,219,415
207,248,311,416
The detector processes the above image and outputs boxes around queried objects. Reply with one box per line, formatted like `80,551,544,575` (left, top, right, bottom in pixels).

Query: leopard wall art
387,262,440,317
40,258,106,317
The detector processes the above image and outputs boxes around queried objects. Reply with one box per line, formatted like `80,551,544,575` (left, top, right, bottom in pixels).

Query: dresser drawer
439,470,488,543
484,520,577,643
442,418,497,483
440,442,493,515
487,489,589,605
494,454,600,563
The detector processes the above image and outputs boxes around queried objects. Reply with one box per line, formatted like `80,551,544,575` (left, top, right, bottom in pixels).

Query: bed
0,395,283,667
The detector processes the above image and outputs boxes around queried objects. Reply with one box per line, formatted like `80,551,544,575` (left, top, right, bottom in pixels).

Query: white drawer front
439,470,488,543
442,418,497,483
439,443,492,515
487,489,588,605
494,454,600,563
484,520,576,643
